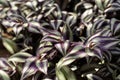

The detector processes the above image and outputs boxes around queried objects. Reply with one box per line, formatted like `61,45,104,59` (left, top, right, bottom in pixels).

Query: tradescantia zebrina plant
0,0,120,80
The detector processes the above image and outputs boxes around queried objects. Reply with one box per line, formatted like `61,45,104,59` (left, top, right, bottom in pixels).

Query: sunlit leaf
81,9,93,23
95,0,104,11
21,57,38,80
55,40,70,56
0,70,10,80
8,51,32,63
104,0,110,8
0,58,14,71
36,59,48,74
56,66,76,80
2,38,18,54
0,58,16,76
28,21,42,33
57,48,90,68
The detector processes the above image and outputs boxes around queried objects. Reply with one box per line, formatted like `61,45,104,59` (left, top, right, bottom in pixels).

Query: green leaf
44,7,56,17
2,38,18,54
66,13,77,27
56,66,76,80
81,9,93,23
0,70,10,80
0,0,9,7
25,1,35,10
8,51,32,63
56,68,66,80
57,58,75,69
103,0,110,8
95,0,104,11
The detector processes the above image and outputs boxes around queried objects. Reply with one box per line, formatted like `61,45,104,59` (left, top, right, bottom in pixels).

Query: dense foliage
0,0,120,80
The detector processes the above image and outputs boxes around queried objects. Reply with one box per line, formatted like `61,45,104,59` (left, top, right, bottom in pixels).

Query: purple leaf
85,31,120,50
55,40,70,56
57,47,92,68
0,58,11,70
50,20,63,30
0,58,16,76
92,46,103,59
36,59,48,74
21,57,38,80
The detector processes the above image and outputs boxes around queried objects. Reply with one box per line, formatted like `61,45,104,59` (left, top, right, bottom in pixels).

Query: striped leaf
36,59,48,74
41,29,63,43
110,18,120,38
105,1,120,12
37,41,53,55
28,21,42,33
8,51,32,63
104,0,110,8
0,58,16,75
81,9,93,23
50,20,63,30
57,44,92,68
85,31,120,58
85,35,120,50
55,40,70,56
21,57,38,80
61,11,77,27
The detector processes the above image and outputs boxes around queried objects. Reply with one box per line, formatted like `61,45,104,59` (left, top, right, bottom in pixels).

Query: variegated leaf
0,58,16,75
8,51,32,63
50,20,63,30
81,9,93,23
41,29,64,43
105,1,120,12
57,48,92,68
55,40,70,56
28,21,42,33
86,35,120,50
0,58,13,71
61,11,77,27
104,0,110,8
110,18,120,38
21,57,38,80
36,59,48,74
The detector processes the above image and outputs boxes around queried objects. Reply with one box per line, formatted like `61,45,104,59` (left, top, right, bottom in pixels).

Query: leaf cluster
0,0,120,80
